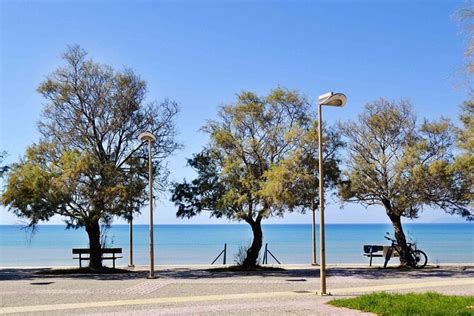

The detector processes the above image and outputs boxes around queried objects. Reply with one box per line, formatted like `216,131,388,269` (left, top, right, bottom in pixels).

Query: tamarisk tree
456,100,474,209
2,46,179,270
171,88,341,268
0,151,8,178
339,99,473,265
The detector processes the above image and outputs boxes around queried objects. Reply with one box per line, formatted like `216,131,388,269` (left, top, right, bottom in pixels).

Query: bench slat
72,248,122,254
73,256,123,260
101,248,122,254
363,245,384,253
72,248,90,254
101,257,123,260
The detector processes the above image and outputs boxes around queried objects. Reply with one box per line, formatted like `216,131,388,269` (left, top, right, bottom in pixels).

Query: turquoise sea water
0,224,472,267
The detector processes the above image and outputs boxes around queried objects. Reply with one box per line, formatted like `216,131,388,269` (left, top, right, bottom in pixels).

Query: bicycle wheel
411,250,428,268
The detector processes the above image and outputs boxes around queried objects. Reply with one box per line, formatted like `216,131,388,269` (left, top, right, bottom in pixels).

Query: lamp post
311,202,317,266
317,92,346,295
128,167,135,268
138,131,157,279
128,213,134,267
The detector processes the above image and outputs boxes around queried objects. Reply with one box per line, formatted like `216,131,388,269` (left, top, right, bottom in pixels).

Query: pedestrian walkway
1,278,472,314
0,265,472,315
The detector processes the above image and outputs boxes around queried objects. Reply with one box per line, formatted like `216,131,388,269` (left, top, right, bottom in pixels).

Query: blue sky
0,0,471,225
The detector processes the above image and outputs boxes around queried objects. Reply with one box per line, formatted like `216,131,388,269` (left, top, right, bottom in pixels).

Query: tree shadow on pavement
0,265,472,282
326,266,474,279
0,268,147,281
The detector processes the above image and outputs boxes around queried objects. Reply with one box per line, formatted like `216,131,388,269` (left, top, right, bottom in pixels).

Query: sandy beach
0,264,472,315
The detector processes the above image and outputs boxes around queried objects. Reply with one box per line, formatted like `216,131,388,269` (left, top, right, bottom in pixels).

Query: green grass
328,292,474,316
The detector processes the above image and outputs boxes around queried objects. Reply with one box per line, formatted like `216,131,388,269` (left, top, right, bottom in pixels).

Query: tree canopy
458,100,474,152
2,46,180,269
339,99,473,263
172,88,341,267
454,1,474,78
455,100,474,209
0,151,8,178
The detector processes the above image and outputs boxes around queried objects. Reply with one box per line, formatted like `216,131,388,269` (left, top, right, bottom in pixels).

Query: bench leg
79,253,82,268
384,248,393,268
113,253,116,269
369,252,373,266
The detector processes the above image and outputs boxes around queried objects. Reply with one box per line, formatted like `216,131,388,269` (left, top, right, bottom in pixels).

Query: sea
0,223,472,267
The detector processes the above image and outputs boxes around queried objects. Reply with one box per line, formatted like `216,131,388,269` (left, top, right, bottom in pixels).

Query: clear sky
0,0,471,226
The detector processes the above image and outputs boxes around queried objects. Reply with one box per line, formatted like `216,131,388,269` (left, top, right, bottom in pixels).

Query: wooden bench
363,245,384,266
363,245,399,267
72,248,122,268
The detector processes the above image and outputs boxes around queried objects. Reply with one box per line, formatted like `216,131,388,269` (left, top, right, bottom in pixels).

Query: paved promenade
0,264,472,315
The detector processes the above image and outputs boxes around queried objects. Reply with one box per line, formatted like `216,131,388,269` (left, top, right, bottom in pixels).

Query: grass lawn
328,292,474,316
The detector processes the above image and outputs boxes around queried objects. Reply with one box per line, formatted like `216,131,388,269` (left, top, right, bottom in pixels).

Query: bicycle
384,232,428,269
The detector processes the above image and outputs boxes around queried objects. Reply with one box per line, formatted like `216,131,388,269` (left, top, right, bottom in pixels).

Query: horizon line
0,222,470,226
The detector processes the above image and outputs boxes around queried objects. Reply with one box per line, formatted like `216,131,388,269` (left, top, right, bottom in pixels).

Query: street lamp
128,199,134,268
138,131,157,279
128,166,138,268
317,92,346,295
311,203,317,266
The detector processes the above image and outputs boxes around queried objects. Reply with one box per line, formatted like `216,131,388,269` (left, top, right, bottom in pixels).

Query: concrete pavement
0,264,472,315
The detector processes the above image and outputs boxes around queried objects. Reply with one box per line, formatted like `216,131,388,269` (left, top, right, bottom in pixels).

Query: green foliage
454,2,474,78
263,125,343,212
171,87,342,267
0,151,8,178
456,100,474,209
339,99,472,264
340,99,472,220
172,87,342,222
329,292,474,316
234,243,259,266
458,101,474,152
2,142,146,229
173,150,226,219
2,46,180,232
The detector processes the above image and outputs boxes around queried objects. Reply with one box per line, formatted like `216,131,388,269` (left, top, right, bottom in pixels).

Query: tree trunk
242,219,263,268
85,220,103,271
388,213,411,266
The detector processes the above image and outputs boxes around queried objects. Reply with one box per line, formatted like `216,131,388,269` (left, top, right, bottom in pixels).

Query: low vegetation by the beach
207,265,285,273
328,292,474,316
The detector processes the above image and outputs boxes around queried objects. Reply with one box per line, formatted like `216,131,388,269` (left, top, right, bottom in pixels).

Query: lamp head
138,132,156,142
318,92,347,107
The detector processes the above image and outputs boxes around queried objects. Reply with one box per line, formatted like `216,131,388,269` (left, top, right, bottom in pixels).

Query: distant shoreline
1,222,472,226
2,224,472,266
